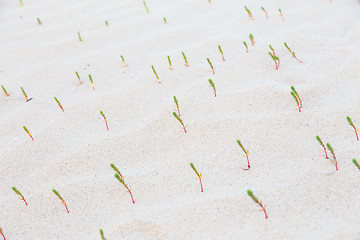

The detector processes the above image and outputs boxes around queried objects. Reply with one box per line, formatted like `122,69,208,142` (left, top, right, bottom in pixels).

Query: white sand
1,0,360,239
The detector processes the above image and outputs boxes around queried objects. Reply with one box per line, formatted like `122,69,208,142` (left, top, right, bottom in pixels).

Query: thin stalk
52,189,69,213
326,143,338,171
100,111,109,130
208,79,216,97
347,116,359,141
353,159,360,171
261,6,268,18
78,32,82,42
23,126,34,141
151,65,160,83
114,173,135,204
190,163,203,192
1,85,9,96
100,229,107,240
173,96,180,116
167,56,173,70
243,41,248,53
89,74,95,90
207,58,215,75
54,97,64,112
218,45,225,61
0,228,5,240
75,72,83,84
12,187,28,205
143,1,149,14
173,112,187,133
247,190,268,219
182,52,189,67
316,136,328,159
237,140,250,168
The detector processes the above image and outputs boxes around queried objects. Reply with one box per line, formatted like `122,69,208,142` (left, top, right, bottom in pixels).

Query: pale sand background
1,0,360,239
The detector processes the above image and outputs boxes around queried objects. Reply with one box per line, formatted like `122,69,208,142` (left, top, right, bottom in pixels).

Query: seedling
163,17,167,24
1,85,9,96
173,96,181,116
290,86,302,112
110,163,123,179
173,112,187,133
208,79,216,97
89,74,95,90
167,56,173,70
316,136,328,159
326,143,338,171
12,187,28,205
21,86,32,102
261,6,268,18
19,0,23,6
114,173,135,204
279,9,284,22
120,55,128,67
243,41,249,53
249,33,255,46
143,1,149,14
190,163,203,192
23,126,34,140
346,116,359,141
52,189,69,213
218,45,225,61
151,65,160,83
37,17,42,25
78,32,82,42
0,227,5,240
100,229,107,240
207,58,215,75
353,159,360,171
247,190,268,219
105,20,109,26
100,111,109,131
284,42,303,63
269,45,275,55
244,6,253,20
237,140,250,169
268,52,280,70
182,52,189,67
75,71,83,84
54,97,64,112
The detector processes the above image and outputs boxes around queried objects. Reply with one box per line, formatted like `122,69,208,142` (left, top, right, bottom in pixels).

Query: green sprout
279,8,284,22
110,163,123,179
353,159,360,171
244,6,253,19
173,96,180,116
89,74,95,90
207,58,215,75
120,55,128,67
249,33,255,46
167,56,173,70
1,85,9,96
284,42,302,63
54,97,64,112
290,86,302,112
100,111,109,130
218,45,225,61
23,126,33,140
346,116,359,141
114,173,135,204
163,17,167,24
182,52,189,67
100,229,107,240
151,65,160,83
20,86,30,101
316,136,328,159
52,189,69,213
19,0,23,6
237,140,250,168
143,1,149,14
243,41,248,53
326,143,338,171
75,71,83,84
78,32,82,42
261,6,268,18
173,112,187,133
37,17,42,25
269,45,275,55
208,79,216,97
247,190,268,219
105,20,109,26
268,52,280,70
12,187,28,205
190,163,203,192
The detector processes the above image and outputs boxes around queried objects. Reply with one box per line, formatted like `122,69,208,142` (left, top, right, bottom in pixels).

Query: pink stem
1,232,6,240
353,126,359,141
181,123,187,133
214,88,217,97
177,107,181,117
261,205,268,219
24,199,28,206
128,189,135,204
222,55,225,61
212,68,215,75
199,177,203,192
323,147,329,159
105,120,109,131
246,154,250,168
64,204,69,213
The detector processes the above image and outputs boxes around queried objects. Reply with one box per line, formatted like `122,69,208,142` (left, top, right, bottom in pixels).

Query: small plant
182,52,189,67
89,74,95,90
0,227,5,240
190,163,203,192
237,140,250,169
78,32,82,42
243,41,249,53
218,45,225,61
54,97,64,112
143,1,149,14
316,136,328,159
120,55,128,67
207,58,215,75
37,17,42,25
247,190,268,219
261,6,268,18
1,85,9,96
105,20,109,26
244,6,253,20
346,116,359,141
268,52,280,70
326,143,338,171
151,65,161,84
114,173,135,204
23,126,34,141
12,187,28,205
19,0,23,6
52,189,69,213
279,8,284,22
173,96,181,116
284,42,302,63
290,86,302,112
167,56,173,70
173,112,187,133
208,79,216,97
353,159,360,171
269,45,275,55
99,229,107,240
110,163,123,179
249,33,255,46
75,71,83,85
100,111,109,131
163,17,167,24
21,86,31,102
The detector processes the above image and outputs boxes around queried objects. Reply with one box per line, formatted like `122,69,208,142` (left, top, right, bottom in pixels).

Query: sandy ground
1,0,360,239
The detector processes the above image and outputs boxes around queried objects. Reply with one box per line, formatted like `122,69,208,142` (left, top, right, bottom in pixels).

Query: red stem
199,177,203,192
23,198,28,205
177,106,181,117
105,120,109,131
353,126,359,141
1,232,5,240
260,204,268,219
212,68,215,75
222,55,225,61
294,56,303,63
323,147,328,159
60,106,64,112
181,123,187,133
214,88,217,97
64,203,69,213
246,154,250,168
126,187,135,204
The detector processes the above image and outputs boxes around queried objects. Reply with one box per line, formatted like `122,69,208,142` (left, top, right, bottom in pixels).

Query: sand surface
1,0,360,239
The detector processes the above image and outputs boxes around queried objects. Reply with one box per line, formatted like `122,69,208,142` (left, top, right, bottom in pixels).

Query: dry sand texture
1,0,360,239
